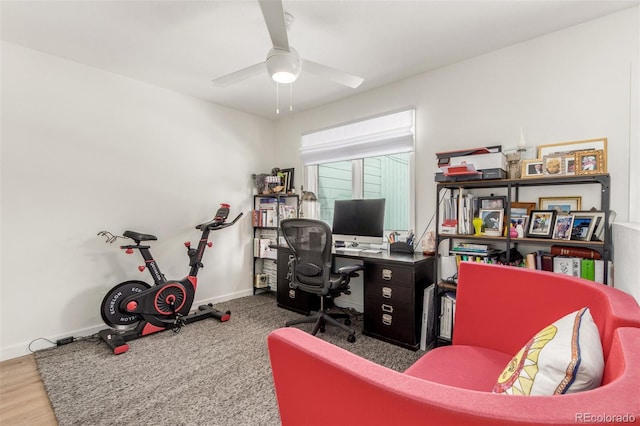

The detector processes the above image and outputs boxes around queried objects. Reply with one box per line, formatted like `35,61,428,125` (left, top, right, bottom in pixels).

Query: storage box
435,147,506,181
435,168,506,182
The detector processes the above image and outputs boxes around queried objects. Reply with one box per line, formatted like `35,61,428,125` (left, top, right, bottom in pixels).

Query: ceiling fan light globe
272,71,297,84
266,48,301,84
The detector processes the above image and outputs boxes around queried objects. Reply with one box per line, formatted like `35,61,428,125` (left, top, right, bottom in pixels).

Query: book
553,256,575,276
540,253,556,272
593,259,613,286
571,257,581,277
550,245,602,260
420,284,436,350
454,243,489,251
525,252,537,269
534,250,547,270
581,258,595,281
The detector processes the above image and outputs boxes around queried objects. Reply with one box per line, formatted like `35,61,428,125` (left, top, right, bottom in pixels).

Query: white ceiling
2,0,637,120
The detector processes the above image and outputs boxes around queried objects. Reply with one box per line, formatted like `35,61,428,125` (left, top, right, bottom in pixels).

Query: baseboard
0,289,255,362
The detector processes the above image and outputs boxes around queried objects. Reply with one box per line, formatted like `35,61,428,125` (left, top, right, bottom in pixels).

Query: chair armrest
336,264,364,276
268,327,640,426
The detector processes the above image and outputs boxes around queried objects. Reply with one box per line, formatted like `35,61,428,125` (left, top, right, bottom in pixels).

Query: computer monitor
332,199,385,246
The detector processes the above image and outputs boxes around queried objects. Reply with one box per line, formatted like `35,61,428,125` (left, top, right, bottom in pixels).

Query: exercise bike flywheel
101,280,151,330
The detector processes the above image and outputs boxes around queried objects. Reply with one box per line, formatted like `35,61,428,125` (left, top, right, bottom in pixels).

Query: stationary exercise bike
97,204,242,355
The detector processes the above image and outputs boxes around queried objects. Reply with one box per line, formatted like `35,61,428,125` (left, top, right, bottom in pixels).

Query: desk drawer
365,263,413,287
364,298,414,344
366,281,413,305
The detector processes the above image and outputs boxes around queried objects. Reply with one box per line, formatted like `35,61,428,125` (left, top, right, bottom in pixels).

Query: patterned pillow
493,307,604,396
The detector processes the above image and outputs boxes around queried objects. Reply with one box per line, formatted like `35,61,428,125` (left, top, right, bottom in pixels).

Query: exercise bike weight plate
101,280,150,329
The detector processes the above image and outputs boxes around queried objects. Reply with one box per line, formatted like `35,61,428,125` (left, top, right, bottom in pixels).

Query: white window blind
300,109,415,165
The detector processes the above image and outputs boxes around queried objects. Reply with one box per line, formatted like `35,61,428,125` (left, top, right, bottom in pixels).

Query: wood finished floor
0,354,57,425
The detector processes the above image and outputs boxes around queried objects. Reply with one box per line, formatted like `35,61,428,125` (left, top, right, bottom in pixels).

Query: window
301,109,415,235
316,154,411,232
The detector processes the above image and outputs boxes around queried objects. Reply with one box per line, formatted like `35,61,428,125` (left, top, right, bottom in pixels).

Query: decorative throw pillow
493,307,604,396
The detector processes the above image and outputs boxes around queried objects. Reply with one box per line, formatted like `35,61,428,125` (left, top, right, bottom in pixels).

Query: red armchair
268,262,640,425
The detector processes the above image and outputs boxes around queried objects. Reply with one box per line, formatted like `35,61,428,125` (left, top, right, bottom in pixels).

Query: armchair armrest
336,264,364,276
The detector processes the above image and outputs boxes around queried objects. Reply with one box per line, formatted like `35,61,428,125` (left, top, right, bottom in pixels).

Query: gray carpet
35,292,426,425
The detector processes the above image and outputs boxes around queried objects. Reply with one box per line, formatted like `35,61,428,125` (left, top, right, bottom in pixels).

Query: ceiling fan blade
258,0,289,51
212,62,266,87
302,59,364,89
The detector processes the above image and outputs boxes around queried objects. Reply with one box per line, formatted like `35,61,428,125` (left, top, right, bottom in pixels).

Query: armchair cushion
405,345,512,391
493,307,604,396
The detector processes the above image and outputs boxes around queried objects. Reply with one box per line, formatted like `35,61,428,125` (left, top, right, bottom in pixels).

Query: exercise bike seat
123,230,157,242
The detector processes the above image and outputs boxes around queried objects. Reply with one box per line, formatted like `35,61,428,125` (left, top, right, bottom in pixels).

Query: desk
276,248,435,350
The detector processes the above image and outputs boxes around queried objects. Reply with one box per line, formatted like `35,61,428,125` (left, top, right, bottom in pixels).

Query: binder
581,258,595,281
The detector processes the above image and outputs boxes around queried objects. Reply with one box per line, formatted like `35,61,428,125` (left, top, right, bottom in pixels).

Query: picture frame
575,150,605,175
552,214,574,240
478,196,507,210
278,168,295,193
537,138,607,172
510,202,536,216
542,154,564,176
526,210,557,239
564,155,576,176
509,214,529,238
521,159,544,178
479,209,504,236
570,212,597,241
538,196,581,213
588,210,607,241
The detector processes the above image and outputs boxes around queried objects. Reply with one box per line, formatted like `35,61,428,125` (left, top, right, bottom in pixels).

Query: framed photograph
537,138,607,172
278,168,295,193
588,211,607,241
479,209,504,236
510,202,536,216
478,196,507,210
575,150,605,175
552,214,574,240
510,214,529,238
521,159,544,178
570,213,596,241
564,155,576,176
542,155,564,176
526,210,557,238
538,196,581,213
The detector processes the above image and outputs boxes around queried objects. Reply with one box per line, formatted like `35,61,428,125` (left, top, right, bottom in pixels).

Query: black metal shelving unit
433,174,611,345
252,194,299,294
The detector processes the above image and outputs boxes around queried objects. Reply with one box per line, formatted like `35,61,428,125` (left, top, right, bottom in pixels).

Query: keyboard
337,247,363,253
362,249,382,254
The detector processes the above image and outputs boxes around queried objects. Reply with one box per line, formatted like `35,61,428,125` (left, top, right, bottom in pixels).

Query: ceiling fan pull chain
289,83,293,112
276,82,280,114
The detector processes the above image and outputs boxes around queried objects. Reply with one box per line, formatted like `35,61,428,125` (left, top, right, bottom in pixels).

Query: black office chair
280,218,364,343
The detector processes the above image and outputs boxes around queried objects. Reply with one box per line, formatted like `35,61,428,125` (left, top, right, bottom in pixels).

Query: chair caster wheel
344,318,351,326
347,334,356,343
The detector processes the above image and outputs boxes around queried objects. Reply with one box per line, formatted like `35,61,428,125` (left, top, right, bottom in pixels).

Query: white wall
0,42,274,360
274,8,639,306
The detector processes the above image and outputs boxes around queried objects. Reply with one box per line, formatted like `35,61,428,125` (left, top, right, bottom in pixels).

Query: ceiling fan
211,0,364,89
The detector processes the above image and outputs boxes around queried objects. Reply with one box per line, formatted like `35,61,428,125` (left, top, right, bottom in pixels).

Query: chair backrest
280,218,333,296
454,262,640,363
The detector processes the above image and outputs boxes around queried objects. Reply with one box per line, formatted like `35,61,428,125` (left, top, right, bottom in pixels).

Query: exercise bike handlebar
195,212,243,231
